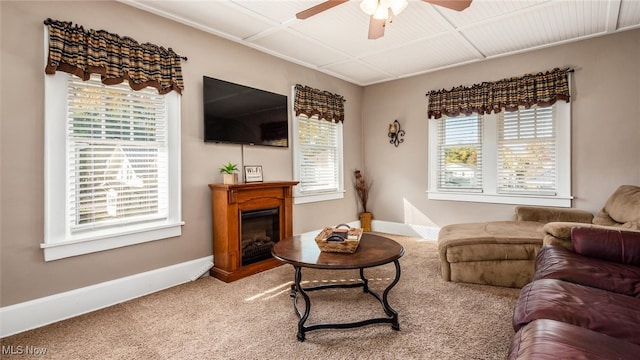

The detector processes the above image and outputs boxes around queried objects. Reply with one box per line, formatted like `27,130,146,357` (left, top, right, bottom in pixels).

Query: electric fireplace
209,181,297,282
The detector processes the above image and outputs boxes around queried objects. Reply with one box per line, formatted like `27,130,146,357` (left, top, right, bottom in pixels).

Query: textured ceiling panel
322,60,393,85
439,0,550,28
232,0,314,24
461,0,611,57
133,0,273,40
381,2,456,38
619,0,640,29
251,29,349,67
121,0,640,86
362,32,481,76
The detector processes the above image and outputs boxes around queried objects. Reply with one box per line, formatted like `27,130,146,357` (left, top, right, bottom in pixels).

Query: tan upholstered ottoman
437,221,544,288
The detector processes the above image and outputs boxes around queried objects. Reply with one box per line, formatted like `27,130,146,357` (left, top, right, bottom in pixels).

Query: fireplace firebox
241,207,279,266
209,181,298,282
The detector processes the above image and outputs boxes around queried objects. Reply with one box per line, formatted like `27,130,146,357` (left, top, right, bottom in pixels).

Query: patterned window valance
294,84,345,123
44,18,185,95
427,68,571,119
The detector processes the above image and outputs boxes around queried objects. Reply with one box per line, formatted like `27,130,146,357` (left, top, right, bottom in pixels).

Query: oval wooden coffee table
272,232,405,342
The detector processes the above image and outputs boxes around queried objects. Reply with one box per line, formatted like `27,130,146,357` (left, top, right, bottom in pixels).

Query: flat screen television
203,76,289,147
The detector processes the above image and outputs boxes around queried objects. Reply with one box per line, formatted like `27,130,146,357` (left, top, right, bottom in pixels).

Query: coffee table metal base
289,260,401,342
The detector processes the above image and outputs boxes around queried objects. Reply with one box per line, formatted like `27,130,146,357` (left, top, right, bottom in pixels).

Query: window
428,102,571,207
498,106,556,195
437,114,483,192
43,73,183,261
292,114,344,204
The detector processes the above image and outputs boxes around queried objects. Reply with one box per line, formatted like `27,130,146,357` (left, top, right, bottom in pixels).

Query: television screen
203,76,289,147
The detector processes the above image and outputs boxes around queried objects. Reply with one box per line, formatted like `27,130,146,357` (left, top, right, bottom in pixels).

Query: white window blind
498,106,556,195
67,76,168,232
296,114,339,194
437,114,483,191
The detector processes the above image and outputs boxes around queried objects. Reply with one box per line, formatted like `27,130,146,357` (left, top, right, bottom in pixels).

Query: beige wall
362,29,640,227
2,0,639,308
0,1,363,306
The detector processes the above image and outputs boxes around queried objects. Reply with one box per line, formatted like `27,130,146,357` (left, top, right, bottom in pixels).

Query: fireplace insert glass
241,207,280,266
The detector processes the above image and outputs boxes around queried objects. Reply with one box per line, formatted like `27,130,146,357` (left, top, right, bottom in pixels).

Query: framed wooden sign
244,165,263,183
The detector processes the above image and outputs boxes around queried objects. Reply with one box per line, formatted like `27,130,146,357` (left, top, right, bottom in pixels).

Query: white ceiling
121,0,640,86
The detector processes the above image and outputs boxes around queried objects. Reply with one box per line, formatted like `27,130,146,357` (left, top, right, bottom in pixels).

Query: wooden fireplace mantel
208,181,298,282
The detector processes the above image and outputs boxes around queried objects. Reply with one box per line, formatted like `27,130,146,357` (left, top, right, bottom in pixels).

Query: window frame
291,88,345,204
428,101,572,207
42,71,183,261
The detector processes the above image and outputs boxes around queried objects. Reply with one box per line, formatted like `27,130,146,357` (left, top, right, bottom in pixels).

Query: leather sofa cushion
534,245,640,297
572,227,640,266
508,319,640,360
513,279,640,345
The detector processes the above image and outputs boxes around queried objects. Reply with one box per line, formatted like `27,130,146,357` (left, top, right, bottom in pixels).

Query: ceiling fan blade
424,0,472,11
368,17,386,40
296,0,349,20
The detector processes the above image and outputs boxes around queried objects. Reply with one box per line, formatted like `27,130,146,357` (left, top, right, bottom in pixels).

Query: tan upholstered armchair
516,185,640,249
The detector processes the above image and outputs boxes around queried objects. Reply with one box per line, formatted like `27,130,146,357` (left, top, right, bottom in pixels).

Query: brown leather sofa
508,319,640,360
508,227,640,359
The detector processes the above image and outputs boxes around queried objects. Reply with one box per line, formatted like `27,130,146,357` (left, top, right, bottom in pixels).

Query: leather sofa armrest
571,227,640,266
515,206,593,224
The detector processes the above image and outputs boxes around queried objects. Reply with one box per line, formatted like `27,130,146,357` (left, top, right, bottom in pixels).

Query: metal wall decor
388,119,405,147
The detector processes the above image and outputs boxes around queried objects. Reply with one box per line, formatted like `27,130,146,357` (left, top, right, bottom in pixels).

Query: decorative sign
244,165,263,183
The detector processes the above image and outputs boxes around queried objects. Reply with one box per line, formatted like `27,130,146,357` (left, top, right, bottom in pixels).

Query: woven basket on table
314,226,363,253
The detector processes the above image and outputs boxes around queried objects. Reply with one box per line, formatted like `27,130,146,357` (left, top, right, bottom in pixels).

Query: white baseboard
372,220,440,239
0,256,213,338
303,220,440,240
0,221,439,338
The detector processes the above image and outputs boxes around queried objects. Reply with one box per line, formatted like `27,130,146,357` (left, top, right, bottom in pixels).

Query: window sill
427,191,572,207
294,190,345,204
41,221,184,261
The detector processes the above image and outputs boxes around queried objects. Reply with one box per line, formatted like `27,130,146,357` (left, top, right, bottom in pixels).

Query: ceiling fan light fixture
360,0,378,15
388,0,408,15
361,0,407,20
373,0,390,20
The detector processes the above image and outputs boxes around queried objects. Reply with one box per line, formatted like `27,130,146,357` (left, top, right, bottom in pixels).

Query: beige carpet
1,234,520,359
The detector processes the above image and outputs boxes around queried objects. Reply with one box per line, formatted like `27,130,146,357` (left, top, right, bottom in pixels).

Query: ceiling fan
296,0,473,39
